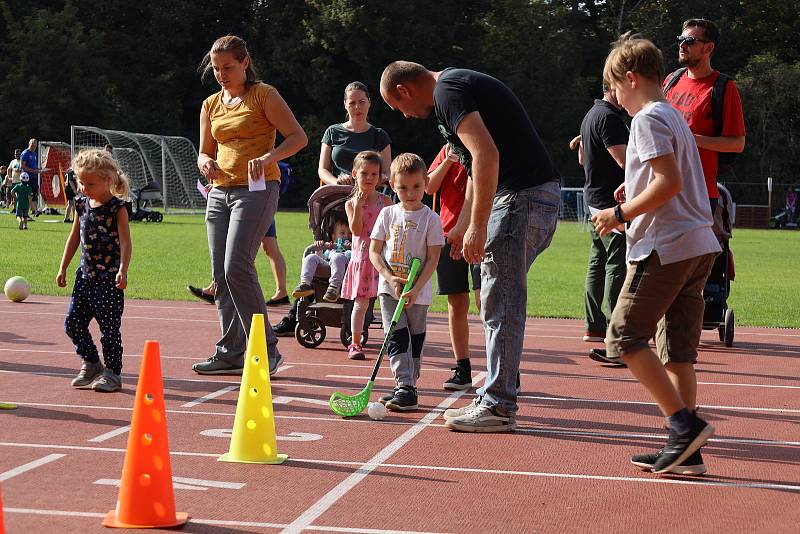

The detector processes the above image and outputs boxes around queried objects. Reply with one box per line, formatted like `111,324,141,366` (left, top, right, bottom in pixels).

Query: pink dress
341,194,388,300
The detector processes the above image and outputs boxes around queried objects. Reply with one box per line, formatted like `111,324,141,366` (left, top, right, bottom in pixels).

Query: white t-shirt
8,159,22,184
371,203,445,305
625,101,721,264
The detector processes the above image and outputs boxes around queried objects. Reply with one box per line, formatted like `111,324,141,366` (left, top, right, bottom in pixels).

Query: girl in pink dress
342,151,392,359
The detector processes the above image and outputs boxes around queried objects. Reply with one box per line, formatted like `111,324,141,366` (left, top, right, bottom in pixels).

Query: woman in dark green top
317,81,392,186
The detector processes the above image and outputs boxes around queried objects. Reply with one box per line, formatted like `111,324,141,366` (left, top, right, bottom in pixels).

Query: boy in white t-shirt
370,153,444,411
592,34,721,476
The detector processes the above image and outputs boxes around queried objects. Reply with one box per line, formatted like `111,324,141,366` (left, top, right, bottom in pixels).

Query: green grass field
2,210,798,327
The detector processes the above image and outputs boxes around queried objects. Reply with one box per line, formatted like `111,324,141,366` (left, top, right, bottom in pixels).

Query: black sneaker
273,317,296,337
379,388,398,405
652,416,714,474
385,386,418,412
631,448,707,475
443,366,472,391
588,348,626,366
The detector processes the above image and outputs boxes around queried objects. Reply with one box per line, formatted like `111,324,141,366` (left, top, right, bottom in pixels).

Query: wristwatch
614,204,627,224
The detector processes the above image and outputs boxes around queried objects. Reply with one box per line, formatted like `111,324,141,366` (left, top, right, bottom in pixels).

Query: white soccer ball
4,276,31,302
367,401,388,421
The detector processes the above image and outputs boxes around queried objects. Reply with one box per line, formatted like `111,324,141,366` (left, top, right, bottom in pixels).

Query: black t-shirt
579,99,628,210
433,68,558,195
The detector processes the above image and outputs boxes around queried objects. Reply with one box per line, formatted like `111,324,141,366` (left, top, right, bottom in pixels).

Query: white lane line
87,425,130,443
2,441,800,491
288,458,800,493
2,508,444,534
5,361,800,392
181,385,239,408
0,454,66,481
0,310,218,323
280,372,487,534
94,477,245,490
519,394,800,414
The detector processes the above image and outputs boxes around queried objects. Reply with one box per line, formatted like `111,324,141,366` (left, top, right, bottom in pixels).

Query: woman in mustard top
192,35,307,376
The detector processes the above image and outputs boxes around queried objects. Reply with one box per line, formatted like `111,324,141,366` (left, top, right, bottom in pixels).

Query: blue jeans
476,181,560,412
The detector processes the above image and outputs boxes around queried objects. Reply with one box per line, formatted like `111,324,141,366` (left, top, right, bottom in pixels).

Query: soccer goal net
560,186,587,226
71,125,206,211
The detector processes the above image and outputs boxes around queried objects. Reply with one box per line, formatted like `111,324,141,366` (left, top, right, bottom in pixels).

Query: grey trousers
379,294,428,388
206,182,281,367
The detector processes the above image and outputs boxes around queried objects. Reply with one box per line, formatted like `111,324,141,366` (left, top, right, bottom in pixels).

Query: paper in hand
196,179,209,200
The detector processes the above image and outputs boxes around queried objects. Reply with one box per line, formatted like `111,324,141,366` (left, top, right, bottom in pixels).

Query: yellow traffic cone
219,314,287,464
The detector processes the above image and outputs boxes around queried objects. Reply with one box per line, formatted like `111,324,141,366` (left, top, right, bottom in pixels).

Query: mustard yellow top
202,82,281,187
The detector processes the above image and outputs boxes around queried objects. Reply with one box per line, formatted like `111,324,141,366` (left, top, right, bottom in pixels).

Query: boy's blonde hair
72,148,130,200
603,32,665,87
390,153,426,183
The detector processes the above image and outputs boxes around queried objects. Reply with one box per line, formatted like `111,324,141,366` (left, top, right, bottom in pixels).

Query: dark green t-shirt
11,182,32,210
321,124,391,177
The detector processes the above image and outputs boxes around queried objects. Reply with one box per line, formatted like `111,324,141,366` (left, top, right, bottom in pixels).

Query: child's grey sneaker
92,369,122,393
269,354,284,376
291,282,314,299
71,360,104,388
192,356,243,375
443,397,481,420
385,386,418,411
445,403,516,433
322,285,340,303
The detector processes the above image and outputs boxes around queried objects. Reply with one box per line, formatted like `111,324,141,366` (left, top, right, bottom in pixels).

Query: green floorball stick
0,402,17,410
329,258,421,417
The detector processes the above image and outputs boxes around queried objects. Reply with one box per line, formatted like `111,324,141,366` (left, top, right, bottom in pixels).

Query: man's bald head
380,61,429,98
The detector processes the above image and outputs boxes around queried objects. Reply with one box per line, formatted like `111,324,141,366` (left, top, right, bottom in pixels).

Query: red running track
0,296,798,533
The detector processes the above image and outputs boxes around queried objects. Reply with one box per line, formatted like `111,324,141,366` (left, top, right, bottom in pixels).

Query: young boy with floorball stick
592,34,721,474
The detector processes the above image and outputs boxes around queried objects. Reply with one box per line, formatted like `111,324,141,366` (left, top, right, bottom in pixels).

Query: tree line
1,0,798,206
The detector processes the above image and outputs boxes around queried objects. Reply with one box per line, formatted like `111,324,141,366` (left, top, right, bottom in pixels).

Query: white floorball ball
367,401,388,420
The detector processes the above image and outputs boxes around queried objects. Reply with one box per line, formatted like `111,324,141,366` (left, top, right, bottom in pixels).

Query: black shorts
28,178,39,198
436,242,481,295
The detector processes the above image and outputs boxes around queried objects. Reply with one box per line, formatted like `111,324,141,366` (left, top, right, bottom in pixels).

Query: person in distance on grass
592,34,720,475
426,143,481,391
381,61,560,432
192,35,307,376
20,138,45,217
11,172,33,230
370,153,444,411
570,83,629,363
56,149,132,393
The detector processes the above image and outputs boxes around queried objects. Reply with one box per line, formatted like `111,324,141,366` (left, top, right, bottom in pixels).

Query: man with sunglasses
664,18,745,213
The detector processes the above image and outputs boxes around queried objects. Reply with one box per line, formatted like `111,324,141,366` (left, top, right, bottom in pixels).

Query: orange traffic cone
219,313,287,464
102,340,188,528
1,482,6,534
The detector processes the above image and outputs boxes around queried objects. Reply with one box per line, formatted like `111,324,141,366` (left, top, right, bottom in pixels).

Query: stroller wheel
723,308,735,347
295,316,325,348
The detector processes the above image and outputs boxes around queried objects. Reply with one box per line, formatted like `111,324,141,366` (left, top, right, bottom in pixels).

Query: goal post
559,186,588,229
70,125,206,211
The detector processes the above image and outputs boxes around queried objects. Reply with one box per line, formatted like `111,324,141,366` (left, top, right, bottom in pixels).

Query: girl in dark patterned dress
56,149,132,392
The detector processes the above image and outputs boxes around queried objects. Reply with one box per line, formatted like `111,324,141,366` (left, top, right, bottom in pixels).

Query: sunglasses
677,35,709,46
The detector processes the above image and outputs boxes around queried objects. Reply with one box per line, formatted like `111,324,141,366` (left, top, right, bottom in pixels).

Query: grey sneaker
269,354,284,376
92,369,122,393
192,356,243,375
71,360,104,388
322,285,340,303
443,397,481,421
445,403,516,433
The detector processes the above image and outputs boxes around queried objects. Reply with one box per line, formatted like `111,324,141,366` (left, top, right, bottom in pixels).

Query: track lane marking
181,385,238,408
279,371,487,534
1,442,798,491
87,425,131,443
1,508,444,533
0,454,66,481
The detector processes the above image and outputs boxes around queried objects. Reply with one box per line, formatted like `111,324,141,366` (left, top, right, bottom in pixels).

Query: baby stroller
702,184,735,346
126,180,164,222
294,184,375,349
